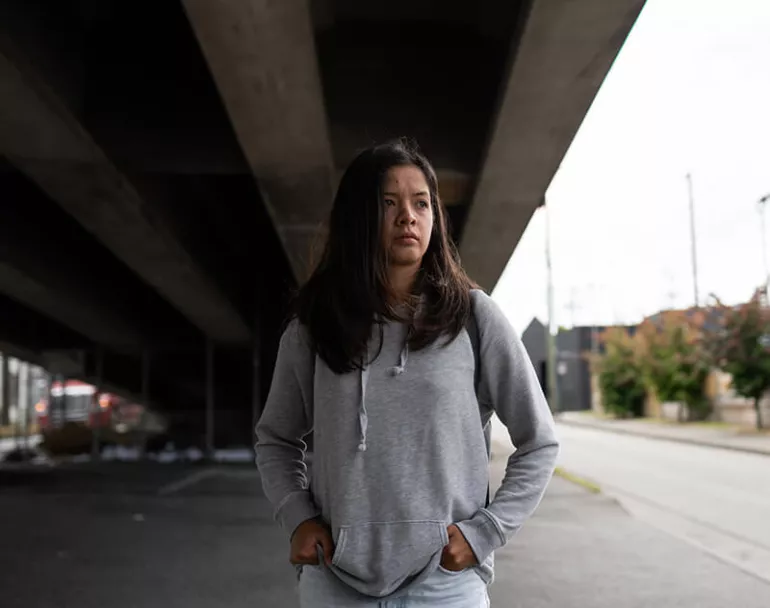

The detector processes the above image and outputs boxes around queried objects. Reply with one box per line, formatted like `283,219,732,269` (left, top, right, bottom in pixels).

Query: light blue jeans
298,564,490,607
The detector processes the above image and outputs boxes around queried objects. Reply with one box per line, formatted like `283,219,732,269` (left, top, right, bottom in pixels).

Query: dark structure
521,320,595,412
554,326,595,413
0,0,645,445
521,318,548,397
522,319,640,412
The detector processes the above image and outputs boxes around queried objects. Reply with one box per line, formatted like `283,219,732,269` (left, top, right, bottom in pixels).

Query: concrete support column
18,361,29,452
205,339,215,461
251,304,262,444
57,374,67,429
90,347,104,461
0,353,9,427
139,350,150,460
48,374,58,428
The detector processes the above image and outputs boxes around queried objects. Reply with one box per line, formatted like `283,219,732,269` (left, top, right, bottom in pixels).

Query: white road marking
157,468,218,496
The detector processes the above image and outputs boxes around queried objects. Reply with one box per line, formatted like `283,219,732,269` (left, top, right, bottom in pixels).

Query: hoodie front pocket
331,520,448,598
437,564,467,576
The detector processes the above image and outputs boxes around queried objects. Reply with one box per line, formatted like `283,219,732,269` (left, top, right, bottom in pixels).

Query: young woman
256,139,559,607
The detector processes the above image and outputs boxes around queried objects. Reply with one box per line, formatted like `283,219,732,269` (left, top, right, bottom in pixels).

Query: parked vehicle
35,380,126,430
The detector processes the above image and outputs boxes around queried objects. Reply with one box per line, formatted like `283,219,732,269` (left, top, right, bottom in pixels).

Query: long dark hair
294,138,475,374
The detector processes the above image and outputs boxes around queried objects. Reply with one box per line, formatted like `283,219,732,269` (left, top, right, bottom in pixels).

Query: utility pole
686,173,700,307
544,202,560,414
758,193,770,297
566,287,580,329
587,283,599,355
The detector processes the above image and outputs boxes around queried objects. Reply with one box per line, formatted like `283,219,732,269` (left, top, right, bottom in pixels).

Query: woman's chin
389,252,424,267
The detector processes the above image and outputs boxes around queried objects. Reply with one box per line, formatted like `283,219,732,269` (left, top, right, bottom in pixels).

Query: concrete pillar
139,350,150,460
251,306,262,442
18,361,28,452
0,353,9,427
205,340,215,460
6,357,19,444
60,375,68,429
90,347,104,461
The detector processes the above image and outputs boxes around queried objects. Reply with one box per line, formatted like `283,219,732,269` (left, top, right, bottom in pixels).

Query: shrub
638,315,711,421
593,328,646,418
706,291,770,429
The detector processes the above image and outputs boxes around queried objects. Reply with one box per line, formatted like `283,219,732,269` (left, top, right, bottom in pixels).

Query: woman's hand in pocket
290,518,335,566
440,524,478,571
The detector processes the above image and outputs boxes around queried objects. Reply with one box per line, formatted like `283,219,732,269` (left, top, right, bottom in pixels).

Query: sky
492,0,770,334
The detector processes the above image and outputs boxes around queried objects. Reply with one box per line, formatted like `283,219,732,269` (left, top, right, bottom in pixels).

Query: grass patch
570,410,616,420
554,467,601,494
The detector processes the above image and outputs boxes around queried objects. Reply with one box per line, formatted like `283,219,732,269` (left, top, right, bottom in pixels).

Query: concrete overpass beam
182,0,335,280
461,0,645,290
0,43,251,345
0,295,88,356
0,261,140,349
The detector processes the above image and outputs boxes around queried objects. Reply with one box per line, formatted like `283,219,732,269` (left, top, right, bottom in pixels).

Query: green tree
639,316,711,422
593,328,646,418
706,291,770,429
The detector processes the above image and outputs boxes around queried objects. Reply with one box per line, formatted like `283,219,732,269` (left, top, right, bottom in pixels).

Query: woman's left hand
440,524,479,571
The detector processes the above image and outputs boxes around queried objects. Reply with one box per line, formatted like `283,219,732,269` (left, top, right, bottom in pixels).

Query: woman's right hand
290,518,335,566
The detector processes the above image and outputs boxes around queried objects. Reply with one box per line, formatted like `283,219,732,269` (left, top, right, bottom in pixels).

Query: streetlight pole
759,194,770,297
686,173,700,307
544,201,560,415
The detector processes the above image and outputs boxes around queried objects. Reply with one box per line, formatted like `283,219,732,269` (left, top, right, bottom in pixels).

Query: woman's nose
397,206,416,225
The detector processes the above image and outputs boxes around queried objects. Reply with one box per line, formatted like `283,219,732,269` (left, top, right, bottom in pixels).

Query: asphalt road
556,423,770,583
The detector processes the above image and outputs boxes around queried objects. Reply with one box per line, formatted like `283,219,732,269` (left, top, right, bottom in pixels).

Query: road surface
0,434,41,457
556,423,770,583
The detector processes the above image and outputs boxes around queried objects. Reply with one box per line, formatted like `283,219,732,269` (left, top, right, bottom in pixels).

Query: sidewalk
488,477,769,607
1,460,768,606
556,411,770,456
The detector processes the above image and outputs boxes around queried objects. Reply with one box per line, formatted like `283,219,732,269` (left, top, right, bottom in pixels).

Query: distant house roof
642,306,727,332
523,318,546,333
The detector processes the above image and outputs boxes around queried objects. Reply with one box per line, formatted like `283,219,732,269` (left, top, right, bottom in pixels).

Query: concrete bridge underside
0,0,644,445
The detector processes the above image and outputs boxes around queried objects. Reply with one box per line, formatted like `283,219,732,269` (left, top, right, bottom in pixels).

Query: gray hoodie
255,290,559,598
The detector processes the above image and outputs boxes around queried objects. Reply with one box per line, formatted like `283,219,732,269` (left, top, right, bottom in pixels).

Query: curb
557,418,770,457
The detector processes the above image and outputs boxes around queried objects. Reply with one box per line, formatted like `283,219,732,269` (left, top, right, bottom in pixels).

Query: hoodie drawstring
358,365,370,452
389,342,409,377
357,339,410,452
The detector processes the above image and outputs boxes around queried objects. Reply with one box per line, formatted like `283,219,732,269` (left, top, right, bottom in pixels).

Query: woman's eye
385,199,396,207
418,200,429,208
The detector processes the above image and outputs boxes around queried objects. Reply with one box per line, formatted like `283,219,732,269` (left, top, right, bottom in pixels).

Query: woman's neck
387,264,419,303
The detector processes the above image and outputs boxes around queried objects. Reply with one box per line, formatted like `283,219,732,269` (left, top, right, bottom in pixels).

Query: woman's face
380,165,434,269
